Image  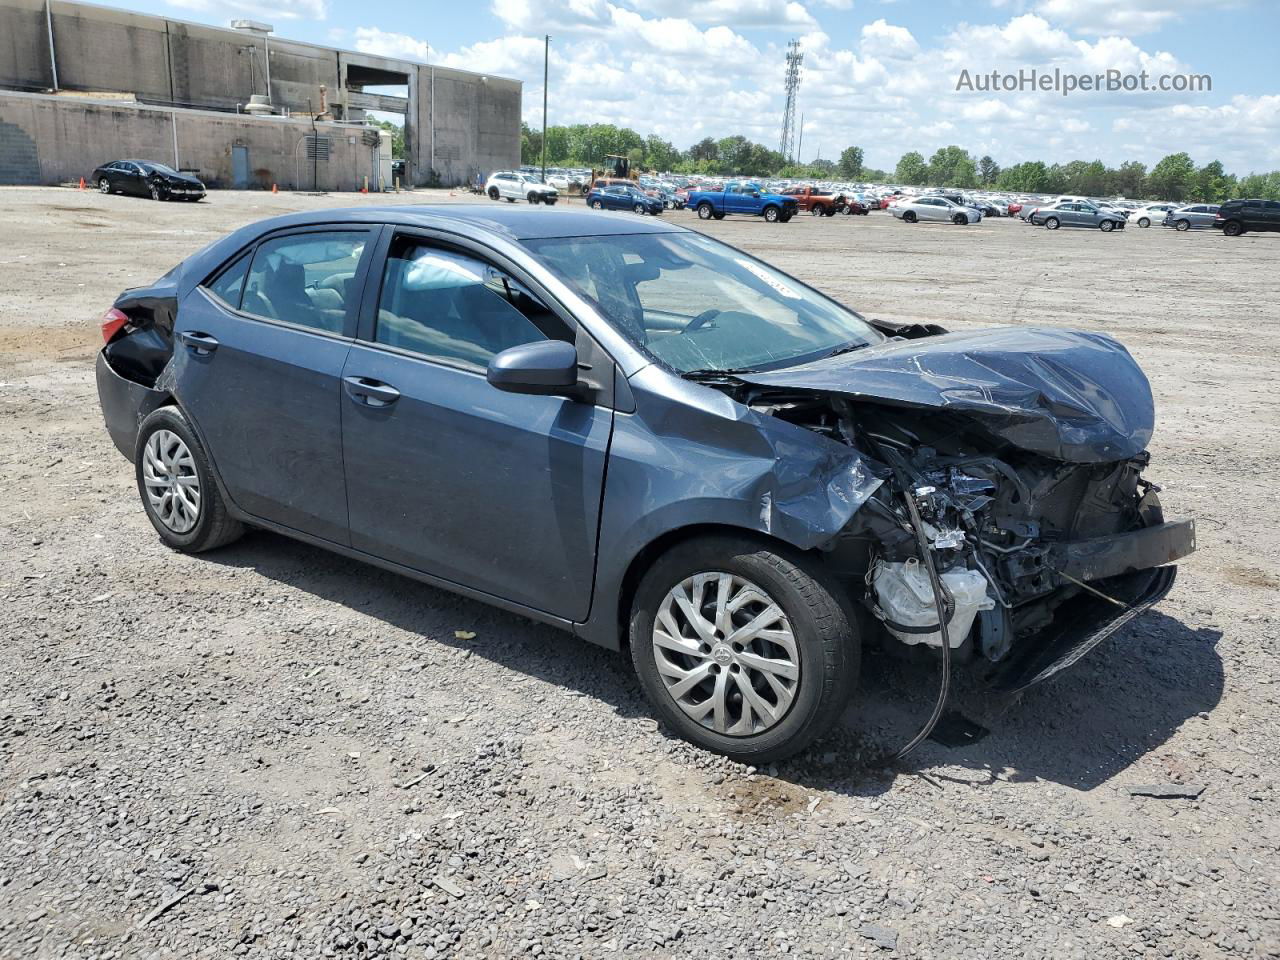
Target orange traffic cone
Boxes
[79,177,85,190]
[272,183,278,194]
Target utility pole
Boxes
[541,35,550,183]
[796,114,804,165]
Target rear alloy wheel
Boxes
[697,202,714,220]
[809,206,822,217]
[1101,219,1116,232]
[630,536,857,763]
[1223,221,1244,237]
[98,177,111,194]
[1045,216,1060,230]
[1137,216,1151,227]
[135,406,243,553]
[150,183,162,201]
[591,199,604,209]
[953,213,968,225]
[903,210,917,223]
[1175,219,1190,232]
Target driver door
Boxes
[339,232,613,620]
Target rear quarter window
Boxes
[204,252,251,309]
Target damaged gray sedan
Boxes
[95,206,1195,762]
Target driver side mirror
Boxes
[752,191,761,198]
[486,340,581,398]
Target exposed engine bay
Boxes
[692,321,1196,693]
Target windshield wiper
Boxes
[681,367,756,382]
[820,341,871,361]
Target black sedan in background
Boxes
[92,160,206,201]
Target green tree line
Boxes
[515,122,1280,201]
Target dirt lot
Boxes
[1,186,1277,960]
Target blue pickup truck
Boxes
[687,181,798,223]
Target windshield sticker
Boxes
[736,259,800,300]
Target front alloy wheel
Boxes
[150,183,162,201]
[763,206,780,223]
[652,573,800,736]
[630,536,857,763]
[1101,219,1116,232]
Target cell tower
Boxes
[779,39,803,162]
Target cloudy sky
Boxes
[127,0,1277,174]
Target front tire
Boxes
[634,203,646,214]
[591,199,604,209]
[903,210,917,223]
[953,213,968,225]
[629,536,858,763]
[1101,219,1116,232]
[488,187,500,200]
[135,406,243,553]
[150,183,162,201]
[527,192,540,204]
[763,205,780,223]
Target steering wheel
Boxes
[682,308,722,333]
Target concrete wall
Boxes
[0,0,522,187]
[416,66,522,186]
[0,90,379,190]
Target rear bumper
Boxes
[95,350,169,462]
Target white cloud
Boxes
[166,0,327,21]
[860,19,919,59]
[1034,0,1242,36]
[353,27,431,62]
[624,0,817,28]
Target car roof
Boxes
[228,204,686,243]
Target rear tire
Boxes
[98,177,111,194]
[1045,216,1060,230]
[629,536,858,763]
[1174,219,1190,232]
[134,406,244,554]
[1137,217,1151,228]
[1223,221,1244,237]
[697,202,714,220]
[903,211,917,223]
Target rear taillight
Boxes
[1214,212,1224,219]
[100,307,129,344]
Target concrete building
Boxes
[0,0,522,187]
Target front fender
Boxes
[576,367,885,648]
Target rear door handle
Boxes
[343,376,401,407]
[178,330,219,355]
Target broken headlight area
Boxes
[741,390,1195,689]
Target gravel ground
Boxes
[1,186,1277,959]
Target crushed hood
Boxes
[738,327,1154,463]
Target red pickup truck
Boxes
[780,185,846,216]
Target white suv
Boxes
[485,171,559,205]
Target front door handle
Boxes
[343,376,401,407]
[179,330,219,355]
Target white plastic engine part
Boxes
[872,559,996,648]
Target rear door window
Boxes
[241,232,369,335]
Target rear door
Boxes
[1264,201,1280,230]
[339,230,613,619]
[173,226,377,544]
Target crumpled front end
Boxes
[713,325,1196,689]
